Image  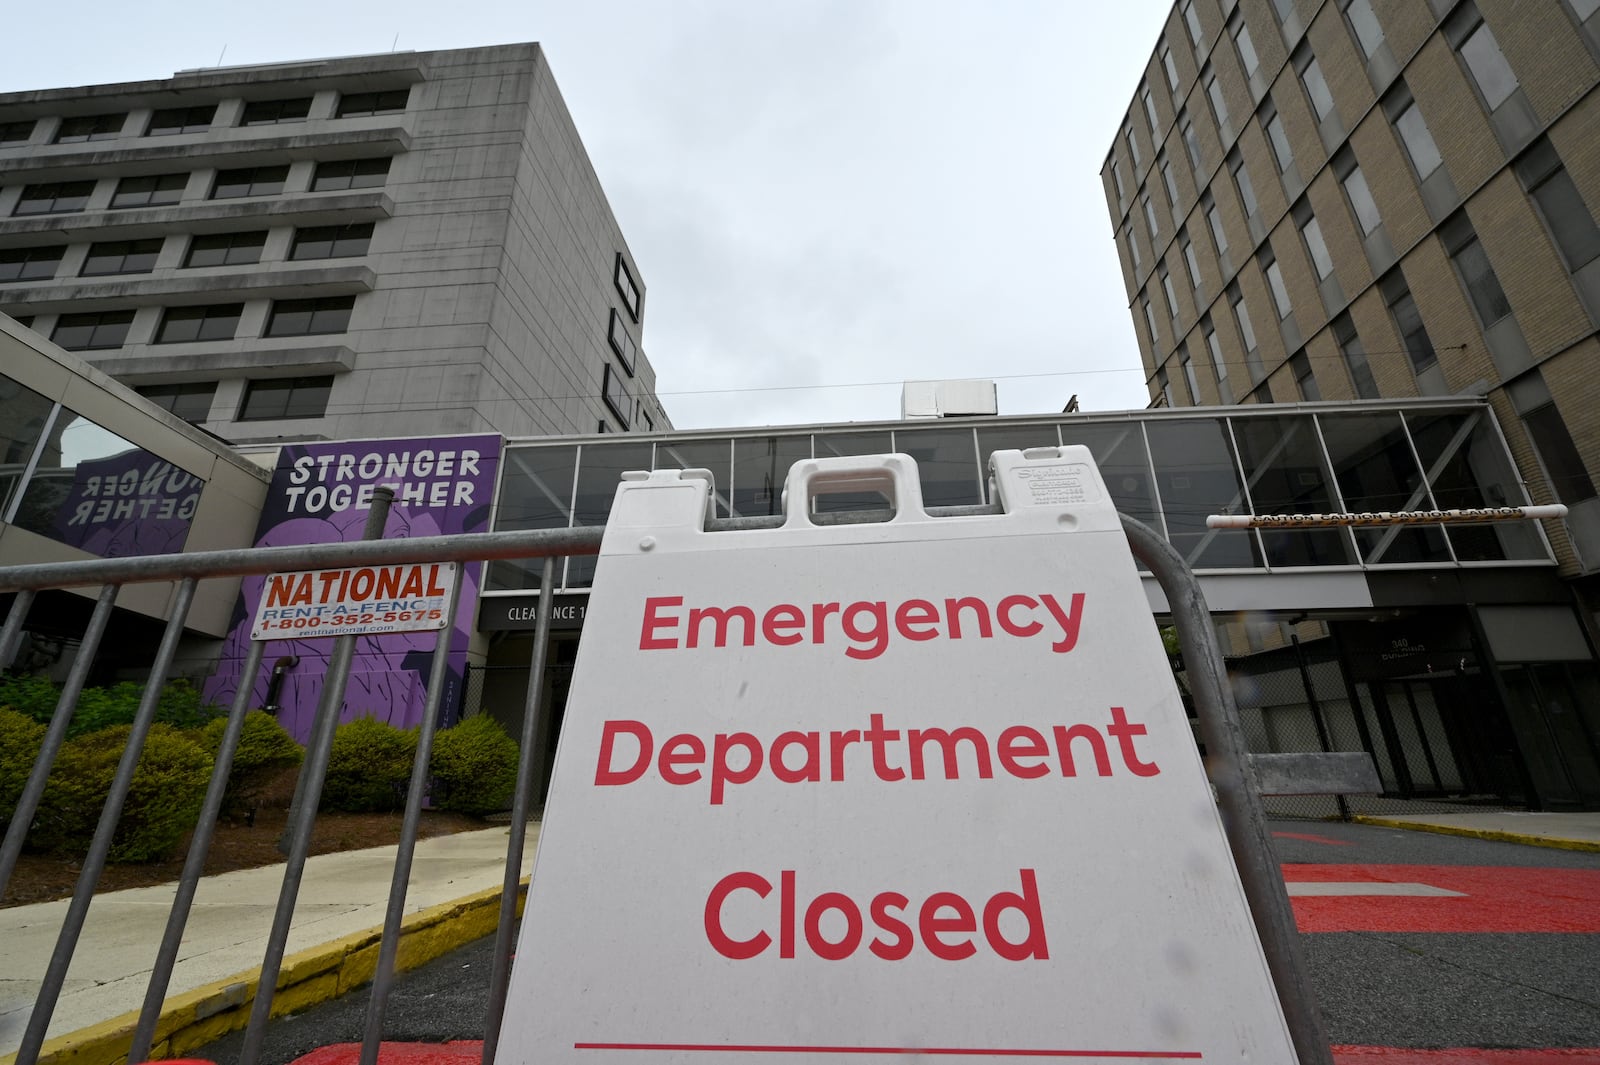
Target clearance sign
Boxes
[501,451,1294,1063]
[250,562,457,640]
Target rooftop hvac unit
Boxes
[900,379,999,419]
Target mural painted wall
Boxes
[205,435,501,741]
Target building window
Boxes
[1232,17,1260,77]
[211,165,289,199]
[615,253,642,321]
[1203,316,1230,397]
[1181,0,1203,45]
[1516,137,1600,273]
[311,157,391,192]
[1181,348,1200,403]
[53,113,124,143]
[1156,366,1174,407]
[184,230,268,268]
[1343,0,1385,60]
[1159,40,1180,91]
[1123,120,1142,170]
[0,244,65,282]
[13,180,95,216]
[265,295,356,337]
[1261,102,1294,173]
[1179,110,1201,170]
[109,173,187,209]
[155,303,244,343]
[1441,219,1513,326]
[1455,14,1520,111]
[1290,351,1319,400]
[1230,287,1258,351]
[146,105,215,136]
[51,310,135,350]
[0,120,35,145]
[80,238,163,276]
[1299,215,1334,280]
[1333,313,1378,398]
[639,404,655,432]
[1111,160,1127,207]
[335,89,410,118]
[1230,153,1258,218]
[1204,193,1228,256]
[1142,293,1160,344]
[1390,93,1444,180]
[290,222,375,260]
[238,376,334,421]
[240,97,312,125]
[1181,232,1201,288]
[1141,83,1160,137]
[1341,164,1383,236]
[1382,274,1436,372]
[1523,403,1598,501]
[608,308,638,375]
[1263,256,1292,320]
[1142,192,1160,238]
[1203,65,1229,130]
[1297,55,1336,123]
[1124,223,1142,274]
[1160,267,1180,323]
[602,363,631,428]
[136,382,216,423]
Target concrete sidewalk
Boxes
[1352,810,1600,851]
[0,824,537,1065]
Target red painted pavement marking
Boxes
[1274,831,1354,846]
[288,1043,1600,1065]
[1284,864,1600,933]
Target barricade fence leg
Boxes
[359,576,467,1065]
[16,577,198,1065]
[481,556,557,1065]
[0,587,35,669]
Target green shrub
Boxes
[0,707,47,833]
[34,723,212,862]
[0,675,225,737]
[321,716,417,813]
[0,675,63,725]
[201,711,303,817]
[429,715,520,816]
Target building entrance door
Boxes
[1498,662,1600,809]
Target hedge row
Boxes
[0,682,521,863]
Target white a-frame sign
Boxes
[500,448,1296,1063]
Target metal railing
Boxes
[0,500,1334,1065]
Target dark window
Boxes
[290,223,374,260]
[239,97,312,125]
[1333,313,1379,399]
[184,230,267,268]
[0,120,34,145]
[211,165,288,199]
[136,382,216,422]
[80,238,163,276]
[238,376,334,421]
[602,363,631,427]
[109,173,187,209]
[11,315,34,328]
[310,157,390,192]
[1291,350,1320,400]
[0,245,65,282]
[51,310,135,350]
[155,303,244,343]
[614,254,641,321]
[1524,403,1598,502]
[1386,285,1436,373]
[146,105,215,136]
[265,295,355,337]
[1517,138,1600,272]
[53,112,125,143]
[335,89,409,118]
[608,307,638,374]
[1451,236,1513,325]
[13,180,95,216]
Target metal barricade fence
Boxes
[0,503,1338,1065]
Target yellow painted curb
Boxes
[0,879,528,1065]
[1352,815,1600,853]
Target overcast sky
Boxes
[1,0,1171,431]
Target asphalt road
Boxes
[193,820,1600,1064]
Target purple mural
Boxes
[204,435,501,742]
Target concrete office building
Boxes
[1102,0,1600,807]
[0,43,668,444]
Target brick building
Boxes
[1103,0,1600,806]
